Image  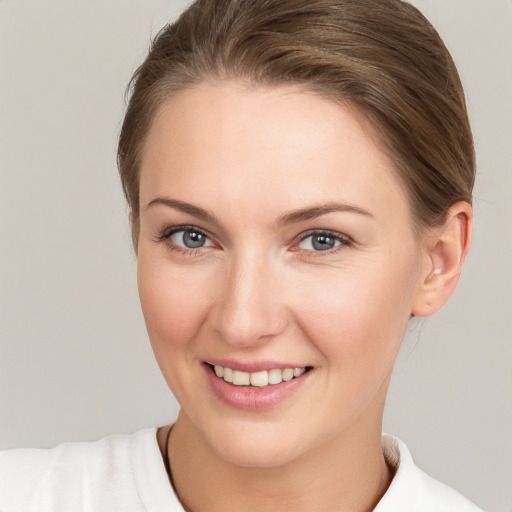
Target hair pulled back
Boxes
[118,0,475,245]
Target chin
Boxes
[212,436,302,469]
[196,414,317,469]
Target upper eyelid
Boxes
[293,229,352,244]
[161,225,209,238]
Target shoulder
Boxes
[0,428,178,512]
[376,434,484,512]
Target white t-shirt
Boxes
[0,428,483,511]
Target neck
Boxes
[165,412,393,512]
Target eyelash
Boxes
[156,225,213,257]
[156,226,352,258]
[293,229,352,259]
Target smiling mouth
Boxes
[206,364,312,388]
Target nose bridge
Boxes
[212,248,286,347]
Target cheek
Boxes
[137,254,211,354]
[291,255,418,367]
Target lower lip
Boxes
[203,364,311,411]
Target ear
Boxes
[412,202,473,318]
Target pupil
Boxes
[312,235,335,251]
[183,231,205,248]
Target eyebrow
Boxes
[146,197,373,226]
[276,203,373,226]
[146,197,221,225]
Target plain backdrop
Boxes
[1,1,511,510]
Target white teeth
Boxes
[282,368,294,381]
[268,368,283,385]
[250,371,268,387]
[233,370,250,386]
[223,367,233,383]
[212,365,307,387]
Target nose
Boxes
[210,253,288,348]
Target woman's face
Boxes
[137,82,425,467]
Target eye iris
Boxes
[312,234,336,251]
[183,231,206,248]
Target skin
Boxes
[137,81,472,512]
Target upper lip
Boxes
[204,359,310,373]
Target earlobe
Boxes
[412,202,473,318]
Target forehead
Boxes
[139,81,411,227]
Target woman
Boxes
[0,0,486,510]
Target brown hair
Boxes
[118,0,475,247]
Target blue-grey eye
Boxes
[182,231,206,248]
[299,233,342,251]
[169,229,213,249]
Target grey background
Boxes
[0,1,510,510]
